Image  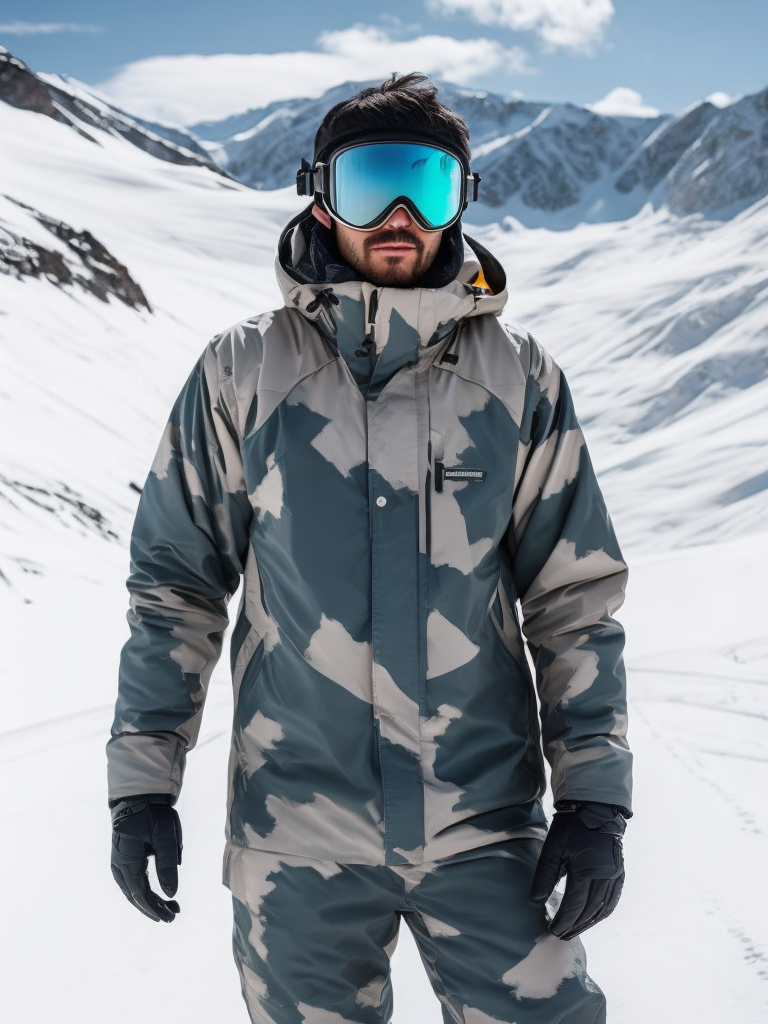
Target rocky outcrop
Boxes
[473,105,657,211]
[614,102,718,195]
[1,197,151,311]
[0,45,92,135]
[0,46,225,173]
[664,88,768,214]
[0,472,119,543]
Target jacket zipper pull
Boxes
[355,289,379,358]
[439,322,462,365]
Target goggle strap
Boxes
[296,157,314,196]
[314,163,329,193]
[296,161,335,199]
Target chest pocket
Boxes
[426,428,500,576]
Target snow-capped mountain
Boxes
[2,49,767,1024]
[189,78,768,225]
[0,47,223,174]
[1,46,767,589]
[189,80,663,221]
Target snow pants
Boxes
[224,839,606,1024]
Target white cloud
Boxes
[428,0,614,52]
[94,23,533,126]
[0,22,104,35]
[587,87,660,118]
[318,23,532,79]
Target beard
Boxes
[338,227,439,287]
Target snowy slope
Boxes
[2,538,767,1024]
[3,93,766,586]
[477,200,768,551]
[0,99,302,602]
[1,69,768,1024]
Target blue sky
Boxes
[2,1,766,125]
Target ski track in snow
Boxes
[0,696,233,764]
[589,682,768,1023]
[2,627,767,1022]
[632,666,768,687]
[631,701,762,835]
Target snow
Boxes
[471,133,515,159]
[1,93,768,1022]
[587,87,661,119]
[230,108,295,143]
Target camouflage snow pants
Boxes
[224,839,606,1024]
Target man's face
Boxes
[313,205,443,288]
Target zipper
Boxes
[426,434,444,550]
[425,440,433,556]
[367,289,379,339]
[355,288,379,359]
[438,321,463,366]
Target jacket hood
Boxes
[275,205,508,356]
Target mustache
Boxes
[365,229,423,252]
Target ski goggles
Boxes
[297,140,480,232]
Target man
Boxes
[108,73,632,1024]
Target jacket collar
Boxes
[275,206,509,387]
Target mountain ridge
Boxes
[5,47,767,226]
[187,78,768,226]
[0,47,226,177]
[1,49,767,589]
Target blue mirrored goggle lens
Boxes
[331,143,464,229]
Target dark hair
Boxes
[313,72,471,166]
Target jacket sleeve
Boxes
[508,333,632,813]
[107,337,252,801]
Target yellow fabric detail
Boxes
[471,268,492,292]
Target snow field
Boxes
[1,94,767,1022]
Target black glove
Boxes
[110,793,183,923]
[530,800,628,941]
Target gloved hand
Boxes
[530,801,628,941]
[110,793,183,923]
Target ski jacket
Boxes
[108,206,632,867]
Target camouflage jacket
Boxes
[108,208,632,866]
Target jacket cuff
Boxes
[555,799,633,819]
[106,731,186,803]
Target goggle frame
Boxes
[296,137,481,233]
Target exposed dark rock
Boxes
[130,115,214,163]
[0,45,96,141]
[0,473,120,542]
[0,46,57,116]
[0,46,226,174]
[665,88,768,214]
[615,102,718,195]
[1,196,151,311]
